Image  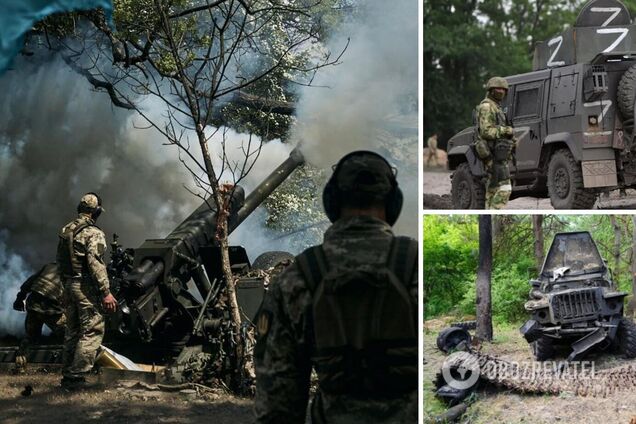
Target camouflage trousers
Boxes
[485,178,511,209]
[17,309,66,358]
[62,281,104,379]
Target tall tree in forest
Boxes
[532,215,544,271]
[476,215,493,341]
[610,215,622,277]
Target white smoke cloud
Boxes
[293,0,418,238]
[0,230,31,336]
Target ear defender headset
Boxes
[77,192,104,219]
[322,151,403,225]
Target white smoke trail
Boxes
[293,0,418,238]
[0,230,31,336]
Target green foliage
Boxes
[424,0,586,146]
[423,215,478,318]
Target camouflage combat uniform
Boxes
[254,216,418,423]
[15,263,66,362]
[57,213,110,380]
[426,134,438,166]
[474,95,516,209]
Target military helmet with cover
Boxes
[485,76,509,90]
[322,150,403,225]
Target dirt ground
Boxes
[0,365,253,423]
[424,319,636,424]
[423,168,636,210]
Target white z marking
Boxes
[590,7,622,27]
[547,36,565,67]
[583,100,612,123]
[596,28,629,53]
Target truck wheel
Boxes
[251,251,294,270]
[436,327,472,353]
[531,336,555,361]
[451,163,485,209]
[618,64,636,124]
[547,149,597,209]
[617,317,636,358]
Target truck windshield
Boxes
[541,232,604,279]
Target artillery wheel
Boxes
[547,149,597,209]
[436,327,472,353]
[451,163,485,209]
[531,336,555,361]
[251,251,294,270]
[617,318,636,359]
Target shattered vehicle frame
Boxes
[520,231,636,361]
[447,0,636,209]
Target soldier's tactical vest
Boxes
[473,98,511,159]
[296,236,418,398]
[57,217,96,279]
[30,263,64,302]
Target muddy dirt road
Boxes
[423,169,636,210]
[0,366,253,423]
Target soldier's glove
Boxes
[501,126,515,139]
[13,292,26,312]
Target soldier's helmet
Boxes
[485,76,509,90]
[323,151,403,225]
[77,192,105,217]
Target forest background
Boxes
[424,215,636,323]
[424,0,636,148]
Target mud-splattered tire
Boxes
[547,149,597,209]
[436,327,472,353]
[532,337,555,361]
[251,251,294,270]
[617,318,636,359]
[450,320,477,331]
[451,163,485,209]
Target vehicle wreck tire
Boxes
[451,163,485,209]
[436,327,472,353]
[547,149,597,209]
[617,317,636,359]
[531,336,555,361]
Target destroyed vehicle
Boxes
[448,0,636,209]
[520,231,636,361]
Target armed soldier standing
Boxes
[254,151,418,423]
[12,263,66,372]
[474,76,516,209]
[57,193,117,389]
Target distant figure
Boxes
[254,151,418,423]
[12,263,66,373]
[473,76,516,209]
[426,133,439,166]
[57,193,117,390]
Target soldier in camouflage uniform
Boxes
[254,151,418,423]
[57,193,117,389]
[12,263,66,372]
[474,76,516,209]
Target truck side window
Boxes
[514,87,540,119]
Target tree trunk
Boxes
[532,215,544,272]
[632,216,636,297]
[610,215,621,279]
[476,215,493,342]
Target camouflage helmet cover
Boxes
[485,76,509,90]
[78,193,105,214]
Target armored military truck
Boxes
[520,231,636,361]
[448,0,636,209]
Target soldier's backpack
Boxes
[295,236,418,397]
[57,218,95,278]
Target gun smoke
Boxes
[294,0,418,238]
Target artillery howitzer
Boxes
[104,148,304,364]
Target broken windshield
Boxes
[541,232,604,280]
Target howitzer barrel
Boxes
[231,147,305,231]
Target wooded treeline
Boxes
[423,0,636,148]
[424,214,636,323]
